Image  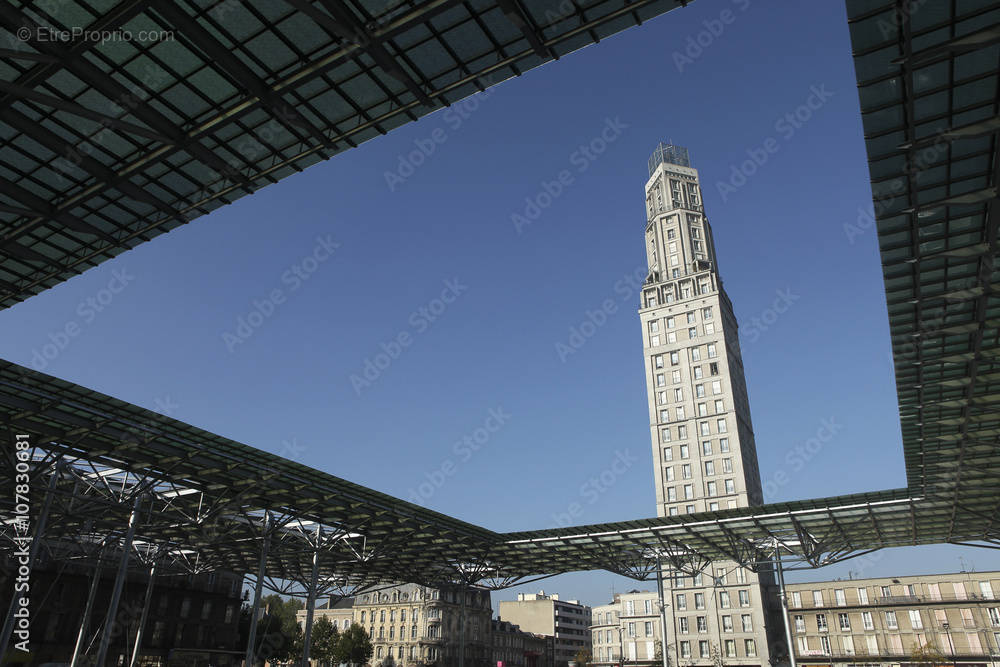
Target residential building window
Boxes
[725,479,735,494]
[720,438,730,452]
[705,461,715,475]
[628,622,635,637]
[670,352,679,365]
[697,616,707,633]
[722,615,733,632]
[667,487,677,502]
[679,617,689,633]
[674,388,684,401]
[709,362,719,375]
[858,587,869,605]
[700,640,710,657]
[835,589,846,606]
[707,343,717,358]
[680,444,689,458]
[667,316,675,328]
[961,608,974,627]
[839,613,851,631]
[988,608,1000,626]
[684,485,693,499]
[687,312,696,324]
[813,591,823,607]
[711,380,722,394]
[816,614,828,631]
[794,615,805,633]
[722,458,733,473]
[645,600,652,614]
[691,347,701,361]
[696,384,706,397]
[694,366,703,379]
[725,640,736,657]
[654,355,664,368]
[644,621,653,635]
[672,370,681,383]
[739,590,750,607]
[695,593,705,609]
[716,418,727,433]
[707,481,717,496]
[862,611,874,630]
[700,422,710,436]
[665,467,674,482]
[676,406,685,420]
[702,440,712,455]
[702,307,713,319]
[791,592,801,608]
[698,402,708,416]
[745,640,757,657]
[682,464,691,479]
[676,594,687,610]
[820,636,832,655]
[909,610,923,630]
[982,582,995,599]
[681,641,691,658]
[656,373,665,387]
[885,611,898,629]
[720,592,731,608]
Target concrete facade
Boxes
[591,590,664,666]
[636,144,778,666]
[498,592,592,667]
[786,571,1000,667]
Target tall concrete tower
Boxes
[637,143,777,666]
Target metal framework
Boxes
[0,0,690,311]
[1,0,1000,663]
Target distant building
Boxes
[300,583,492,667]
[786,571,1000,667]
[295,595,357,633]
[498,591,592,667]
[493,618,553,667]
[591,590,663,667]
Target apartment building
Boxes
[498,591,592,667]
[786,571,1000,667]
[591,590,663,666]
[637,143,779,666]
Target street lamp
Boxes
[943,622,955,667]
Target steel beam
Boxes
[70,556,105,667]
[127,559,157,667]
[245,511,273,667]
[302,526,322,667]
[95,493,142,667]
[774,543,796,667]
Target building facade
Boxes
[0,560,243,666]
[591,590,663,667]
[493,618,554,667]
[637,143,779,666]
[786,571,1000,667]
[498,592,592,667]
[315,583,492,667]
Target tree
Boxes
[312,616,341,665]
[911,641,948,667]
[336,622,375,666]
[239,594,305,665]
[574,649,592,667]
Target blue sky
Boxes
[2,0,996,607]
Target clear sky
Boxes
[2,0,996,608]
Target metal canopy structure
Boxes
[0,0,690,311]
[1,2,1000,663]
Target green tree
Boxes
[574,649,592,666]
[312,616,341,665]
[336,622,375,666]
[239,594,306,665]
